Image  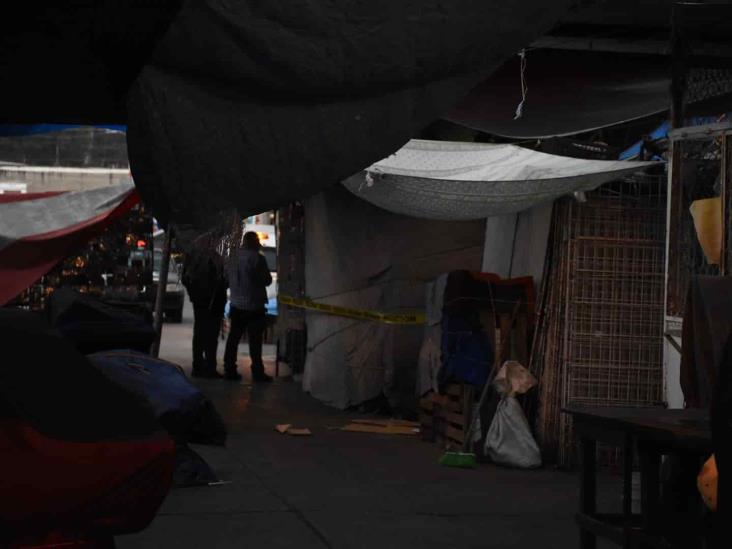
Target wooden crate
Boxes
[419,383,474,449]
[418,309,529,450]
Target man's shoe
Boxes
[252,373,273,383]
[204,370,223,379]
[224,371,242,381]
[191,369,206,378]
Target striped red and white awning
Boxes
[0,182,139,306]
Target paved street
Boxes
[118,298,618,549]
[156,298,284,381]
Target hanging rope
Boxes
[358,171,375,192]
[514,49,528,120]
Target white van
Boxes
[243,222,277,315]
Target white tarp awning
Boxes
[342,139,660,220]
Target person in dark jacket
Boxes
[223,231,273,382]
[181,236,227,378]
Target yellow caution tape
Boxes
[279,294,425,325]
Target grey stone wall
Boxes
[0,127,128,168]
[0,127,130,192]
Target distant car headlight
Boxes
[166,283,180,293]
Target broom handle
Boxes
[461,298,522,452]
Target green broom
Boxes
[439,299,521,469]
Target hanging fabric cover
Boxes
[0,182,138,306]
[0,309,175,540]
[124,0,573,234]
[342,139,659,220]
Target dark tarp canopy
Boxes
[0,0,182,125]
[445,49,732,139]
[0,0,573,237]
[125,0,574,235]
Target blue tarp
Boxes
[88,350,226,446]
[438,314,493,388]
[619,117,727,160]
[619,121,670,160]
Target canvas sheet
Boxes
[303,186,484,409]
[342,139,659,220]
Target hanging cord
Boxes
[513,49,528,121]
[358,171,375,192]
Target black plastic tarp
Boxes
[1,1,573,236]
[88,350,226,446]
[0,309,176,541]
[124,0,572,234]
[0,309,159,441]
[47,288,156,354]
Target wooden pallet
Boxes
[419,383,475,449]
[418,309,529,451]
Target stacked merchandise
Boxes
[418,271,534,457]
[529,177,667,466]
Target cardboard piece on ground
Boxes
[340,423,419,436]
[351,418,420,428]
[207,480,232,487]
[275,424,312,436]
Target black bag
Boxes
[46,288,155,354]
[182,251,221,306]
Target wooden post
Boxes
[670,4,687,130]
[639,444,661,535]
[623,434,634,519]
[151,228,173,357]
[580,437,598,549]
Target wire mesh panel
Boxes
[529,177,667,466]
[560,182,666,465]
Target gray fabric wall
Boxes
[123,0,572,235]
[303,186,484,409]
[480,203,553,287]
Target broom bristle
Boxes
[439,451,477,469]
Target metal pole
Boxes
[151,228,173,357]
[670,4,686,130]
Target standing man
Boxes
[182,235,227,378]
[223,231,273,382]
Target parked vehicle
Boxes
[151,249,185,323]
[244,222,278,316]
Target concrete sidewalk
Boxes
[118,300,616,548]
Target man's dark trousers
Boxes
[192,305,222,374]
[223,306,266,377]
